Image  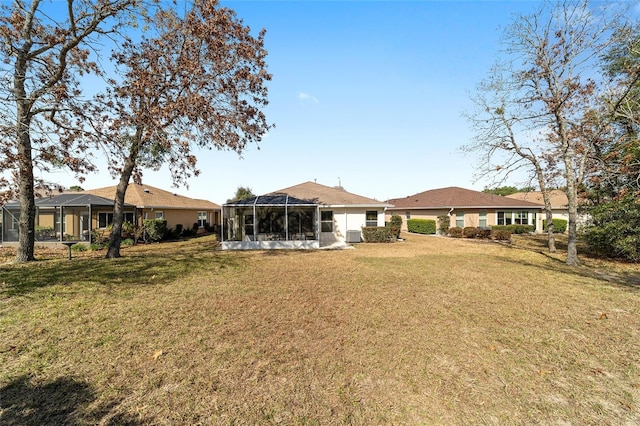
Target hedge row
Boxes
[362,226,394,243]
[407,218,436,234]
[448,227,511,241]
[491,224,535,234]
[542,218,567,233]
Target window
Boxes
[514,211,528,225]
[366,211,378,227]
[405,211,411,220]
[479,211,487,228]
[198,211,207,227]
[98,212,114,228]
[123,212,135,224]
[321,211,333,232]
[154,211,164,220]
[497,211,512,225]
[243,214,254,237]
[456,211,464,228]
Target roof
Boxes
[83,183,220,210]
[268,181,392,207]
[386,186,545,210]
[506,190,569,208]
[225,194,317,207]
[5,193,128,208]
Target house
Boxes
[506,190,569,222]
[84,183,221,231]
[1,193,136,246]
[385,186,545,232]
[221,181,392,249]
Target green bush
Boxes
[407,219,436,234]
[121,238,134,247]
[143,219,168,242]
[70,243,87,252]
[90,243,104,251]
[386,215,403,239]
[491,224,535,234]
[449,227,463,238]
[492,229,512,241]
[437,215,450,235]
[584,197,640,261]
[462,227,478,238]
[543,218,567,233]
[362,226,393,243]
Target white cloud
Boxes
[298,92,319,103]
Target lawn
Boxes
[1,234,639,425]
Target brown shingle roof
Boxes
[269,181,391,207]
[83,183,220,210]
[386,187,544,210]
[506,190,568,208]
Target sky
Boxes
[47,0,550,204]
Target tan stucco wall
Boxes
[387,208,543,232]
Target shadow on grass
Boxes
[1,241,247,297]
[0,375,142,425]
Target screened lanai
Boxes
[221,194,320,250]
[2,193,135,245]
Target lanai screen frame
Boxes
[222,194,319,243]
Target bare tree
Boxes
[465,0,633,266]
[85,0,272,258]
[0,0,138,262]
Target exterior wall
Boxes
[386,209,449,231]
[321,207,385,246]
[139,208,219,230]
[387,208,544,232]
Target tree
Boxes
[0,0,138,262]
[465,0,633,265]
[227,186,256,203]
[86,1,271,258]
[482,186,534,196]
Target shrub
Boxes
[387,215,403,239]
[362,226,393,243]
[70,243,87,252]
[462,227,478,238]
[477,228,492,239]
[448,227,463,238]
[121,238,134,247]
[543,218,567,233]
[437,215,450,235]
[491,224,535,234]
[584,196,640,261]
[407,219,436,234]
[143,219,168,242]
[492,229,512,241]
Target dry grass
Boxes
[1,234,639,425]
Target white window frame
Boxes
[456,211,464,228]
[365,210,378,227]
[154,211,164,220]
[479,211,487,228]
[197,211,207,227]
[98,212,114,228]
[321,211,333,232]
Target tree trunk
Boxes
[14,54,35,262]
[564,174,580,266]
[106,137,139,259]
[533,164,556,253]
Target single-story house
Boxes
[84,183,221,231]
[385,186,545,232]
[221,181,392,250]
[506,190,568,221]
[1,193,136,246]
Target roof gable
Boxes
[268,181,390,207]
[386,186,544,209]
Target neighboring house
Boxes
[84,183,221,231]
[221,181,392,249]
[506,190,569,222]
[506,189,589,229]
[385,186,545,232]
[2,193,136,246]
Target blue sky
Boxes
[50,0,546,203]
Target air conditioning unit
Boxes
[346,230,361,243]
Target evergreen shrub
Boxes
[362,226,393,243]
[449,227,463,238]
[407,219,436,234]
[543,218,567,233]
